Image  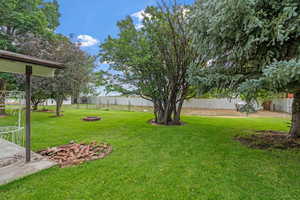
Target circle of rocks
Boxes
[82,116,101,122]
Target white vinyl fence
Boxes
[183,98,243,110]
[85,96,251,110]
[84,96,297,113]
[270,98,293,113]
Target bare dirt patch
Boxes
[72,104,291,118]
[235,131,300,150]
[38,142,112,168]
[182,109,291,118]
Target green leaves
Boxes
[0,0,60,50]
[100,1,198,123]
[263,60,300,92]
[190,0,300,100]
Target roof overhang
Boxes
[0,50,64,77]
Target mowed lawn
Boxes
[0,107,300,200]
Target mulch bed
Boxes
[235,130,300,150]
[38,142,112,168]
[148,119,185,126]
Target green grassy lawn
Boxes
[0,107,300,200]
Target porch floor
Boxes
[0,139,56,186]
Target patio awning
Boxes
[0,50,64,162]
[0,50,64,77]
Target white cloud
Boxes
[135,23,144,29]
[101,61,115,65]
[77,35,99,47]
[182,7,190,17]
[131,10,151,29]
[131,10,146,21]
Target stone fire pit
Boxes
[82,116,101,122]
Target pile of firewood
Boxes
[38,141,112,168]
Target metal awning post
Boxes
[25,65,32,162]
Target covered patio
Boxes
[0,50,63,185]
[0,139,55,185]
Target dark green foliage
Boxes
[0,0,61,101]
[0,0,60,50]
[238,104,257,114]
[190,0,300,136]
[190,0,300,94]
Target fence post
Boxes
[128,100,131,112]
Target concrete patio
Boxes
[0,139,56,186]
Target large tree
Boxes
[70,54,96,105]
[101,1,199,125]
[50,44,96,116]
[0,0,60,50]
[15,35,96,116]
[15,76,51,111]
[0,0,60,114]
[190,0,300,137]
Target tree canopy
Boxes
[0,0,60,50]
[190,0,300,137]
[14,35,96,116]
[0,0,97,116]
[101,2,199,125]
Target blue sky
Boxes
[55,0,195,56]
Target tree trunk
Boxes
[0,79,6,115]
[32,103,39,111]
[153,100,159,123]
[153,97,184,125]
[71,89,80,104]
[71,95,78,104]
[55,97,63,117]
[174,99,184,124]
[289,92,300,138]
[153,100,163,124]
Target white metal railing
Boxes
[0,126,24,146]
[0,91,25,146]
